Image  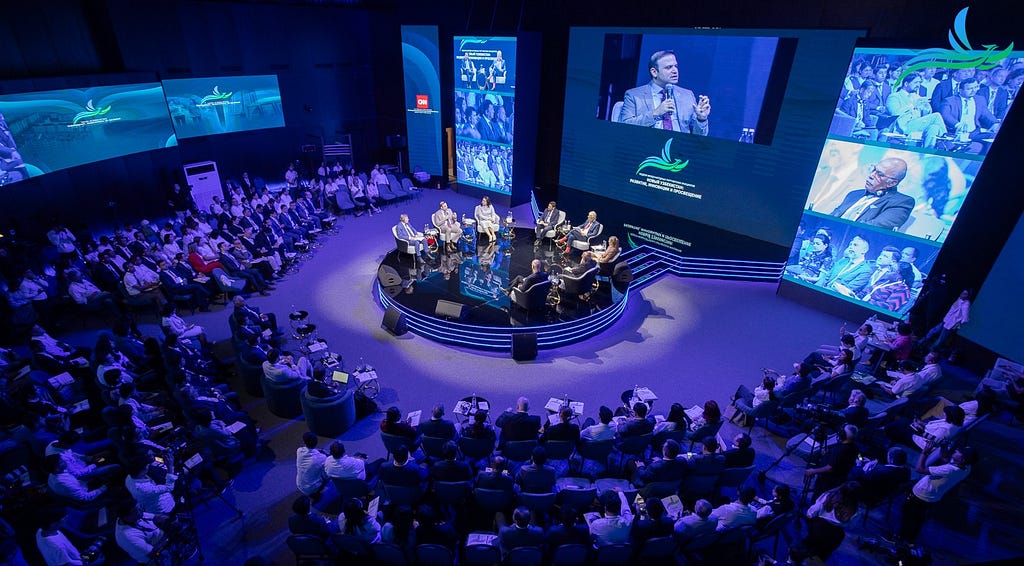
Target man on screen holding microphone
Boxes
[618,50,711,135]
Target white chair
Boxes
[392,225,418,256]
[571,224,603,251]
[539,210,567,242]
[611,101,624,122]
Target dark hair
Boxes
[703,400,722,423]
[663,439,681,459]
[648,50,677,72]
[330,441,345,458]
[531,446,547,465]
[302,432,319,449]
[292,495,311,515]
[343,498,368,534]
[386,406,401,423]
[739,486,757,504]
[734,433,752,449]
[598,405,613,424]
[665,403,686,426]
[633,402,648,418]
[703,436,719,453]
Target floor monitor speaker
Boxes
[512,332,538,361]
[382,307,408,335]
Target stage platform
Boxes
[374,229,630,351]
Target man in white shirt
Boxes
[900,444,976,541]
[36,507,88,566]
[881,352,942,397]
[923,289,971,352]
[709,486,758,530]
[45,455,108,504]
[125,458,177,515]
[580,406,616,442]
[674,499,718,542]
[589,489,633,546]
[114,503,166,563]
[324,441,367,481]
[296,432,327,498]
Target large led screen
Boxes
[0,83,176,185]
[783,46,1023,317]
[162,75,284,139]
[402,26,443,176]
[559,28,863,248]
[454,36,516,195]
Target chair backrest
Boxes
[331,477,371,501]
[464,543,502,566]
[752,509,797,542]
[507,546,544,566]
[556,487,597,509]
[517,491,557,516]
[714,524,754,547]
[577,439,615,462]
[680,473,720,499]
[640,480,680,499]
[717,465,755,490]
[637,536,677,561]
[474,487,516,513]
[382,483,424,507]
[594,542,632,566]
[610,101,624,122]
[286,534,332,559]
[420,435,449,460]
[682,529,722,553]
[332,533,373,559]
[416,543,455,566]
[458,436,495,462]
[543,439,575,461]
[433,481,472,505]
[502,439,539,463]
[372,542,411,566]
[381,432,412,457]
[335,190,356,210]
[615,433,653,457]
[551,543,590,566]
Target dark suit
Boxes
[377,460,428,488]
[498,524,544,558]
[838,95,872,128]
[820,257,874,296]
[540,422,580,444]
[979,85,1010,119]
[616,416,654,439]
[431,459,472,483]
[545,523,590,549]
[619,81,709,135]
[515,463,556,494]
[494,411,541,447]
[477,116,500,143]
[510,270,548,292]
[419,418,458,440]
[938,94,999,135]
[535,207,561,239]
[289,513,333,539]
[564,221,602,250]
[830,189,915,229]
[475,469,515,491]
[219,251,266,291]
[723,447,755,469]
[633,457,688,487]
[852,463,911,502]
[687,453,726,476]
[929,78,959,112]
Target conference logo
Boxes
[70,100,113,126]
[416,94,430,109]
[198,86,237,107]
[897,7,1014,84]
[636,138,689,175]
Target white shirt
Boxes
[889,363,942,396]
[588,491,633,546]
[942,298,970,329]
[913,463,969,503]
[68,280,101,305]
[581,422,616,441]
[48,472,105,502]
[115,515,164,563]
[325,454,367,480]
[36,529,83,566]
[709,501,756,530]
[125,474,176,514]
[912,419,960,450]
[296,446,327,495]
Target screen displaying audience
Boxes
[162,75,285,139]
[0,83,176,186]
[559,27,863,248]
[783,47,1024,317]
[453,36,516,195]
[401,25,443,177]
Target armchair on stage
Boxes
[510,279,553,311]
[392,225,419,256]
[538,210,567,243]
[571,223,603,252]
[556,266,600,303]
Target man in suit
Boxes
[723,433,755,468]
[534,201,561,241]
[156,259,210,311]
[618,50,710,135]
[377,445,428,490]
[498,507,544,560]
[515,446,556,494]
[476,456,515,491]
[632,438,688,487]
[819,235,874,297]
[419,404,458,440]
[540,406,580,444]
[850,446,911,502]
[939,77,1000,154]
[930,68,975,114]
[830,157,913,229]
[558,211,602,254]
[218,242,271,295]
[616,402,654,439]
[495,397,541,448]
[979,67,1011,119]
[505,259,548,295]
[886,72,947,148]
[674,499,718,542]
[395,213,428,255]
[687,436,727,476]
[430,441,472,483]
[838,82,880,138]
[477,99,505,143]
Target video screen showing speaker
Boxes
[459,256,509,303]
[454,36,516,195]
[783,43,1024,317]
[0,83,176,186]
[402,25,443,177]
[162,75,284,139]
[560,27,863,249]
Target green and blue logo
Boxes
[71,100,112,125]
[199,86,233,105]
[897,7,1014,84]
[636,138,689,175]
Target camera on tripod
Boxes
[858,536,932,565]
[795,402,846,427]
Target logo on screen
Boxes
[636,139,689,175]
[70,100,113,126]
[416,95,430,109]
[198,86,236,107]
[897,7,1014,84]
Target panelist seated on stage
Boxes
[395,214,428,256]
[505,259,548,295]
[475,196,500,242]
[558,211,602,253]
[431,202,462,252]
[617,50,711,135]
[535,201,562,241]
[564,252,598,278]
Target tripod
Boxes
[757,422,832,485]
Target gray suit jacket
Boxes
[618,81,709,135]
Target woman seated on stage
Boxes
[595,235,621,264]
[474,196,499,241]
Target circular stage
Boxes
[375,228,630,351]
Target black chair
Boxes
[613,433,653,474]
[716,465,755,501]
[331,533,373,564]
[286,534,334,564]
[543,439,576,468]
[416,544,455,566]
[474,487,516,518]
[635,535,677,563]
[420,435,450,462]
[680,473,720,506]
[381,432,413,460]
[517,491,557,518]
[593,542,632,566]
[705,525,754,563]
[331,477,371,504]
[597,252,621,279]
[507,546,544,566]
[510,279,553,311]
[459,436,496,469]
[381,483,424,507]
[551,544,589,566]
[371,542,411,566]
[750,510,797,558]
[434,481,472,508]
[464,543,502,566]
[502,439,539,465]
[574,439,614,476]
[639,480,681,499]
[556,486,598,510]
[235,356,265,397]
[686,420,724,451]
[261,377,306,419]
[301,387,356,437]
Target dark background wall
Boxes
[1,0,1021,316]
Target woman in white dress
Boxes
[474,196,499,241]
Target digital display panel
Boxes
[162,75,284,139]
[401,26,443,176]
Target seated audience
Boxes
[674,499,717,542]
[288,495,335,540]
[589,489,634,546]
[709,486,758,530]
[498,507,544,559]
[337,498,381,544]
[324,441,367,481]
[495,397,541,447]
[295,432,327,499]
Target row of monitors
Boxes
[0,75,284,186]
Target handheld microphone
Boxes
[665,85,675,114]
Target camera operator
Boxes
[805,424,860,497]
